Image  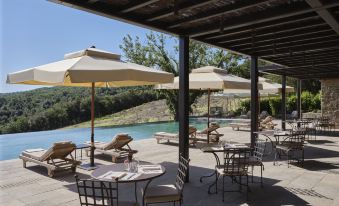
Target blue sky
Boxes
[0,0,175,93]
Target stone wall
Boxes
[321,79,339,128]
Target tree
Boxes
[120,32,246,120]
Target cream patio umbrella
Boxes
[7,47,174,168]
[156,66,262,143]
[223,77,294,96]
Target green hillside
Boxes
[0,87,160,134]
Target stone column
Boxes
[321,79,339,129]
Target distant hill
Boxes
[67,99,173,128]
[0,86,159,134]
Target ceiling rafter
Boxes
[306,0,339,35]
[203,13,320,40]
[188,1,339,37]
[120,0,160,13]
[229,33,337,51]
[146,0,218,22]
[167,0,271,28]
[219,28,334,47]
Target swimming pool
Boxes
[0,118,234,160]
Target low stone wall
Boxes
[321,79,339,128]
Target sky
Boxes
[0,0,175,93]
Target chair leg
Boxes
[222,176,225,202]
[274,150,278,165]
[260,165,263,188]
[246,175,249,201]
[251,166,254,183]
[215,171,218,194]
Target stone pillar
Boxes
[321,79,339,129]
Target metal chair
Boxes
[248,138,266,187]
[274,130,306,167]
[317,117,330,133]
[305,119,317,141]
[142,155,190,206]
[216,148,251,201]
[74,175,136,206]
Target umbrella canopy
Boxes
[7,47,174,168]
[156,66,261,143]
[156,66,258,90]
[223,77,294,96]
[7,48,174,87]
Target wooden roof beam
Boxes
[255,40,339,57]
[203,13,319,40]
[239,37,339,53]
[228,32,337,50]
[306,0,339,35]
[267,49,339,61]
[188,1,339,37]
[146,0,218,22]
[120,0,160,13]
[167,0,271,28]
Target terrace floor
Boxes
[1,124,339,206]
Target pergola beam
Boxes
[306,0,339,35]
[204,13,320,40]
[231,34,338,51]
[256,41,339,57]
[268,49,339,61]
[222,29,335,48]
[120,0,160,13]
[168,0,270,28]
[188,1,339,37]
[147,0,217,22]
[279,58,339,67]
[239,36,339,53]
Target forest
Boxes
[0,87,159,134]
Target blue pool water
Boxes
[0,118,234,160]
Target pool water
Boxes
[0,118,233,160]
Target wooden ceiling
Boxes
[50,0,339,79]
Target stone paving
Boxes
[1,124,339,206]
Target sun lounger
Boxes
[260,116,277,130]
[19,141,80,177]
[86,134,138,163]
[196,122,223,142]
[229,122,251,131]
[154,126,199,145]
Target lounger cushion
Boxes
[22,150,49,161]
[154,132,178,138]
[93,142,108,150]
[144,184,181,204]
[22,141,75,161]
[103,134,132,150]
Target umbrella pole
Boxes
[207,89,210,144]
[90,82,95,167]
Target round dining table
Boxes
[91,162,166,204]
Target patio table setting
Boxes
[91,160,166,203]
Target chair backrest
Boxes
[41,141,76,161]
[75,175,119,206]
[288,131,305,149]
[175,155,190,192]
[199,122,219,134]
[253,138,266,162]
[223,149,250,175]
[188,126,197,135]
[103,134,133,150]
